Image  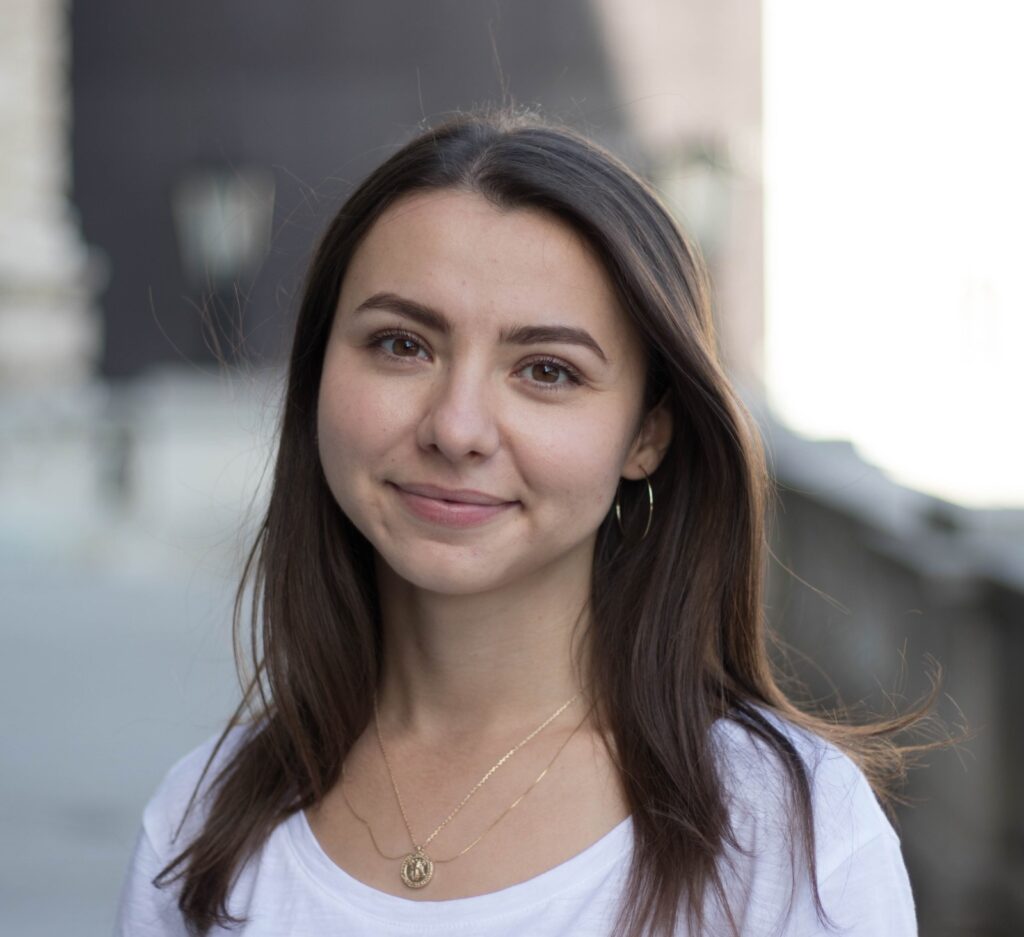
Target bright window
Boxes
[763,1,1024,508]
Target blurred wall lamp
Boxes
[171,166,276,292]
[655,140,731,261]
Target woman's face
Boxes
[317,188,667,596]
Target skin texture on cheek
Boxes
[317,356,399,537]
[518,408,631,519]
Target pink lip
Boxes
[389,482,518,528]
[394,482,512,505]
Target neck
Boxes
[372,547,595,748]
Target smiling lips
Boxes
[390,482,518,528]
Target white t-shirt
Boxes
[114,711,917,936]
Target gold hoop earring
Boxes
[614,466,654,541]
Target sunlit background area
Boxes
[2,2,1020,935]
[764,0,1024,509]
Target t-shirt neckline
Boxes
[284,807,634,926]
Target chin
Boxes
[374,544,519,597]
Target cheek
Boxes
[318,354,410,456]
[316,361,405,500]
[517,405,631,514]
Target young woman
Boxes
[115,105,930,936]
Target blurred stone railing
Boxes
[745,388,1024,937]
[0,368,277,574]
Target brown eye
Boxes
[518,357,583,392]
[391,337,422,357]
[531,362,561,384]
[369,329,429,361]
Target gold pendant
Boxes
[400,849,434,889]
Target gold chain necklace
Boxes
[338,689,590,889]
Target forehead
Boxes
[338,189,640,354]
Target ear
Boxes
[622,391,673,480]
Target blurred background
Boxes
[2,1,1021,934]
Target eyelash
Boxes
[366,328,584,393]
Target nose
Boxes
[415,358,501,462]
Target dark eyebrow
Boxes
[352,291,609,365]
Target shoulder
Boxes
[710,705,901,880]
[141,721,259,861]
[706,706,916,933]
[114,723,261,935]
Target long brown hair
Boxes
[153,104,942,936]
